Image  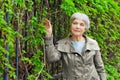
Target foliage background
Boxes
[0,0,120,80]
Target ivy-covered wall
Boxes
[0,0,120,80]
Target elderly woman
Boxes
[44,12,106,80]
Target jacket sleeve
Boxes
[94,50,107,80]
[44,36,61,63]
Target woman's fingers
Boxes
[43,19,52,37]
[43,19,51,29]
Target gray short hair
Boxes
[70,12,90,29]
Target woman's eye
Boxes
[73,22,78,25]
[80,23,85,26]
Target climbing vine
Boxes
[0,0,51,80]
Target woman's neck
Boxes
[71,35,85,42]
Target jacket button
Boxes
[75,54,78,56]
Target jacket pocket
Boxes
[91,73,100,80]
[91,77,98,80]
[91,76,100,80]
[90,67,100,80]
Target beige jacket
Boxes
[45,35,106,80]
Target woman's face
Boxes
[70,19,86,37]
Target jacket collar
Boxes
[85,36,100,51]
[66,35,100,51]
[57,35,100,53]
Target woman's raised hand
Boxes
[43,19,52,37]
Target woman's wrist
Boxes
[46,33,52,37]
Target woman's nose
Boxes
[76,24,80,28]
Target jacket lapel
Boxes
[57,35,100,53]
[85,36,100,51]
